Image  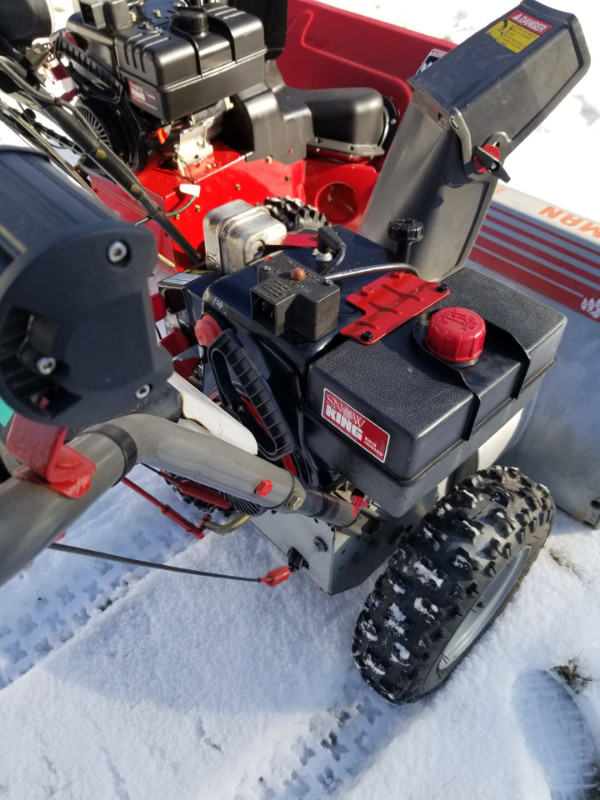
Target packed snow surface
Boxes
[0,2,599,799]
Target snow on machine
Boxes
[0,0,595,704]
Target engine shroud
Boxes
[67,0,267,120]
[181,227,565,518]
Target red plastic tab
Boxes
[151,293,167,321]
[425,307,486,363]
[160,329,190,357]
[194,314,222,347]
[351,494,369,517]
[255,479,273,497]
[473,144,501,175]
[173,357,200,379]
[281,233,318,248]
[6,415,96,497]
[260,566,292,586]
[160,329,200,378]
[341,271,450,344]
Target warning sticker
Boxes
[322,389,390,463]
[487,10,551,53]
[508,11,552,34]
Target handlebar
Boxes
[0,414,357,587]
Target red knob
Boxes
[194,314,221,347]
[425,307,486,364]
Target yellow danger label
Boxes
[487,19,539,53]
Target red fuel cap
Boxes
[425,307,486,364]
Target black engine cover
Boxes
[67,0,266,120]
[188,228,565,516]
[304,266,564,515]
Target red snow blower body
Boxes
[0,0,592,705]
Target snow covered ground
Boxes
[0,2,599,799]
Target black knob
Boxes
[171,7,209,36]
[387,218,424,263]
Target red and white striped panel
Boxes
[470,187,600,324]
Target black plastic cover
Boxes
[305,264,565,515]
[0,0,54,43]
[222,78,313,163]
[0,148,171,426]
[251,261,340,341]
[279,86,386,156]
[233,0,287,59]
[67,1,267,120]
[196,226,565,514]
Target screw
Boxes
[360,330,373,342]
[135,384,151,400]
[36,356,56,376]
[108,241,129,264]
[286,491,304,511]
[313,536,328,553]
[437,283,448,293]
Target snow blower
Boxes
[0,0,594,705]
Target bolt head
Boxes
[287,491,304,511]
[135,384,151,400]
[36,356,56,376]
[360,330,373,342]
[108,241,129,264]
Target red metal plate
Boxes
[340,270,450,344]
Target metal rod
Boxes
[49,543,261,582]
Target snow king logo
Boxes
[581,297,600,320]
[508,11,552,35]
[322,389,390,462]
